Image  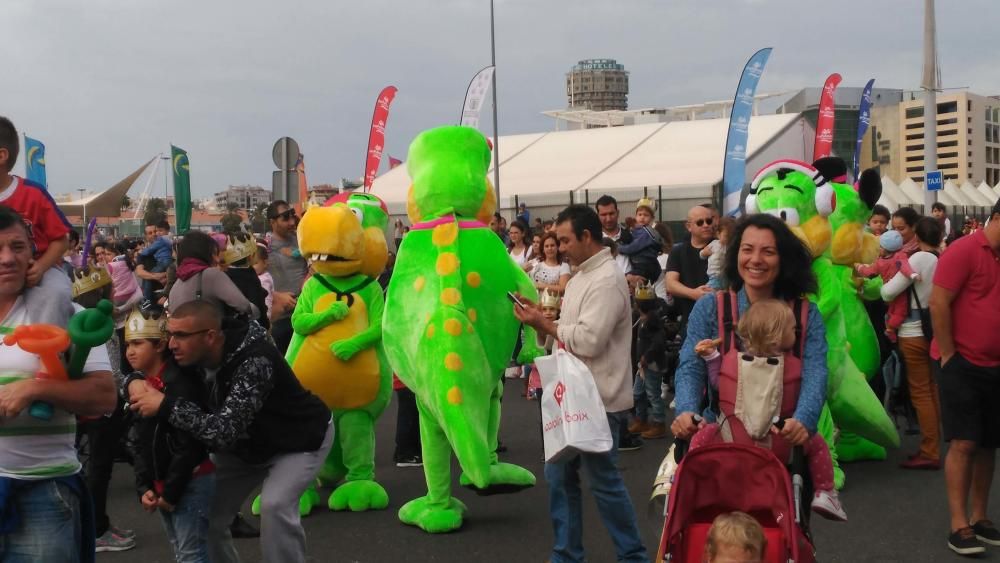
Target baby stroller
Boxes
[655,441,816,563]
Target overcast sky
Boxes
[6,0,996,200]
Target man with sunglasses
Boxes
[127,300,332,563]
[665,205,716,326]
[266,200,306,353]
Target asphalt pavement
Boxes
[100,382,1000,563]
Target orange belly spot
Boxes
[291,293,380,409]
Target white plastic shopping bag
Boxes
[535,347,613,463]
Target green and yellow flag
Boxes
[171,145,191,233]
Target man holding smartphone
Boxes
[514,204,648,563]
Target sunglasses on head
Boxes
[270,209,297,221]
[692,217,714,227]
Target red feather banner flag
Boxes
[813,73,841,160]
[364,86,398,192]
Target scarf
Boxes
[901,237,920,257]
[176,258,211,281]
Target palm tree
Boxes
[144,197,168,227]
[120,194,132,211]
[221,202,244,233]
[250,202,269,234]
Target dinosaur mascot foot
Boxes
[328,479,389,512]
[251,486,323,517]
[399,496,468,533]
[836,432,887,463]
[459,462,536,496]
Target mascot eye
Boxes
[351,207,364,222]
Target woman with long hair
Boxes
[531,232,571,293]
[507,219,532,271]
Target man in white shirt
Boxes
[595,195,632,275]
[515,204,649,563]
[0,205,117,561]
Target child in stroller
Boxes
[704,512,767,563]
[691,299,846,522]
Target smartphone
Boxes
[507,291,526,308]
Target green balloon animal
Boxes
[746,157,899,488]
[383,126,543,533]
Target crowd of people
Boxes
[1,108,1000,561]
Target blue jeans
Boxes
[161,474,215,563]
[636,369,666,424]
[545,411,649,563]
[0,480,84,563]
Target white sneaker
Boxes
[811,489,848,522]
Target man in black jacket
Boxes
[128,300,333,563]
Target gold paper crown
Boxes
[634,281,656,301]
[71,266,112,299]
[540,289,560,309]
[222,230,257,265]
[124,306,168,341]
[636,197,657,212]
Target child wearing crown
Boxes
[123,306,216,560]
[526,289,561,399]
[628,282,669,440]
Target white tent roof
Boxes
[977,182,998,206]
[370,113,809,212]
[961,181,995,206]
[941,180,965,206]
[897,178,923,205]
[879,176,916,207]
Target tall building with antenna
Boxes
[566,59,629,111]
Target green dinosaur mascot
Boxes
[746,158,899,487]
[259,192,392,516]
[382,125,543,533]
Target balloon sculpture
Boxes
[746,157,899,488]
[259,192,392,516]
[383,125,543,533]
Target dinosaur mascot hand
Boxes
[324,301,350,322]
[330,337,365,361]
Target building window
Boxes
[905,107,924,119]
[938,101,958,114]
[905,133,923,141]
[968,100,973,112]
[939,152,958,159]
[937,117,958,126]
[906,155,923,162]
[940,139,958,148]
[906,165,924,173]
[939,162,958,170]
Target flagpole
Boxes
[489,0,501,210]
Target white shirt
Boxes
[880,250,938,339]
[654,254,670,300]
[705,239,725,278]
[604,227,632,274]
[509,246,531,268]
[531,261,571,286]
[0,300,111,479]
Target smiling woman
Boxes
[670,214,828,453]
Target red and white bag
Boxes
[535,347,613,463]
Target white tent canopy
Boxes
[370,113,811,215]
[961,180,994,207]
[977,181,998,206]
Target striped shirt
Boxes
[0,298,111,479]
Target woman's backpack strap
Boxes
[717,291,739,354]
[791,297,808,359]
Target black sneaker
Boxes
[395,455,423,468]
[973,520,1000,546]
[949,526,986,555]
[619,435,643,452]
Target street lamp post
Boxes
[489,0,501,212]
